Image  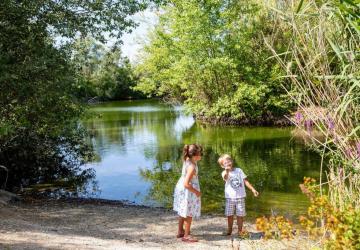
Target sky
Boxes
[119,9,158,64]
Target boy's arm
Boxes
[221,170,229,181]
[244,179,259,197]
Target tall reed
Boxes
[265,0,359,209]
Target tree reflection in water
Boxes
[84,100,321,218]
[139,119,321,219]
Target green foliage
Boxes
[135,0,294,124]
[72,38,143,101]
[0,0,154,189]
[0,0,148,43]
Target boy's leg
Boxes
[177,217,185,237]
[236,216,244,234]
[235,198,246,235]
[227,216,234,234]
[224,199,235,235]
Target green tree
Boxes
[0,0,155,189]
[72,38,142,101]
[135,0,294,125]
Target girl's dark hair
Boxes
[183,144,203,160]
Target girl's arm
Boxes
[183,164,201,197]
[244,179,259,197]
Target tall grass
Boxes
[265,0,359,210]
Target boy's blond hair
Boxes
[218,154,233,167]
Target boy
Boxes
[218,154,259,237]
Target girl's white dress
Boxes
[173,160,201,218]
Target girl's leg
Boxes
[227,215,234,234]
[236,216,244,234]
[184,216,193,237]
[182,216,198,242]
[177,217,185,237]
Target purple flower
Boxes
[356,142,360,158]
[345,148,353,158]
[295,112,303,122]
[305,119,313,133]
[338,167,344,178]
[327,117,335,131]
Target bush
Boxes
[256,177,360,249]
[299,177,360,249]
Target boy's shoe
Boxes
[221,231,232,236]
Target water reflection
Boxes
[83,100,192,203]
[84,100,321,218]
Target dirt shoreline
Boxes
[0,197,316,250]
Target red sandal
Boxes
[176,233,185,238]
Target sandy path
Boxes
[0,199,314,250]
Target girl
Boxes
[173,144,202,243]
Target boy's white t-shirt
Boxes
[222,168,247,199]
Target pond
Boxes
[83,99,321,219]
